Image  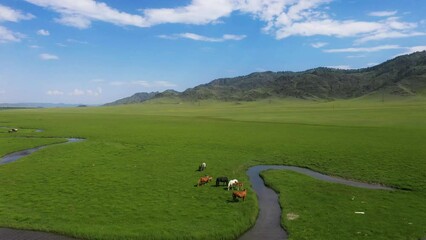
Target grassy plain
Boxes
[0,96,425,239]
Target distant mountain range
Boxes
[0,103,80,108]
[105,51,426,105]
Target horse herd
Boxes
[197,162,247,202]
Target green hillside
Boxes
[106,51,426,105]
[104,92,159,106]
[182,51,426,101]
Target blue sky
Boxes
[0,0,425,104]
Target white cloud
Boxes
[86,87,102,96]
[275,19,382,39]
[131,80,150,87]
[311,42,328,48]
[0,25,25,43]
[69,88,85,96]
[153,81,177,88]
[159,33,246,42]
[48,88,102,97]
[25,0,234,28]
[346,54,366,58]
[110,81,125,86]
[223,34,246,41]
[40,53,59,60]
[0,4,34,22]
[23,0,423,45]
[47,90,64,95]
[241,1,422,43]
[29,44,41,48]
[66,38,88,44]
[366,62,378,67]
[109,80,177,89]
[368,11,397,17]
[396,45,426,56]
[405,46,426,53]
[0,6,25,44]
[324,45,401,53]
[326,65,352,70]
[0,90,6,94]
[25,0,149,29]
[141,0,234,25]
[37,29,50,36]
[55,14,92,29]
[132,80,177,88]
[355,31,425,44]
[90,78,105,83]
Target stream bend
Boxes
[238,165,394,240]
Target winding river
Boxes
[0,137,393,240]
[237,165,393,240]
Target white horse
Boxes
[199,162,206,171]
[8,128,18,133]
[228,179,238,191]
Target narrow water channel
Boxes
[0,138,83,165]
[238,165,393,240]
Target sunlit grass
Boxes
[0,97,425,239]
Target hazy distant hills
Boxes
[105,51,426,105]
[0,103,79,108]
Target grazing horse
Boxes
[198,176,212,187]
[198,162,206,171]
[233,189,247,201]
[8,128,18,133]
[234,182,244,190]
[228,179,238,191]
[216,177,229,186]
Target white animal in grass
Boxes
[8,128,18,133]
[228,179,239,191]
[198,162,206,171]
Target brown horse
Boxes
[234,182,243,190]
[233,189,247,201]
[198,176,212,187]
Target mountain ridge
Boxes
[104,51,426,105]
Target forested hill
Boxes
[181,51,426,100]
[105,51,426,105]
[104,92,158,106]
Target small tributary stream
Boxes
[0,138,83,165]
[0,137,84,240]
[238,165,393,240]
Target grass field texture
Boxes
[0,97,425,239]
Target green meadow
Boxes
[0,97,425,240]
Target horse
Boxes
[198,162,206,171]
[228,179,238,191]
[216,177,229,186]
[233,189,247,201]
[234,182,244,190]
[198,176,212,187]
[8,128,18,133]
